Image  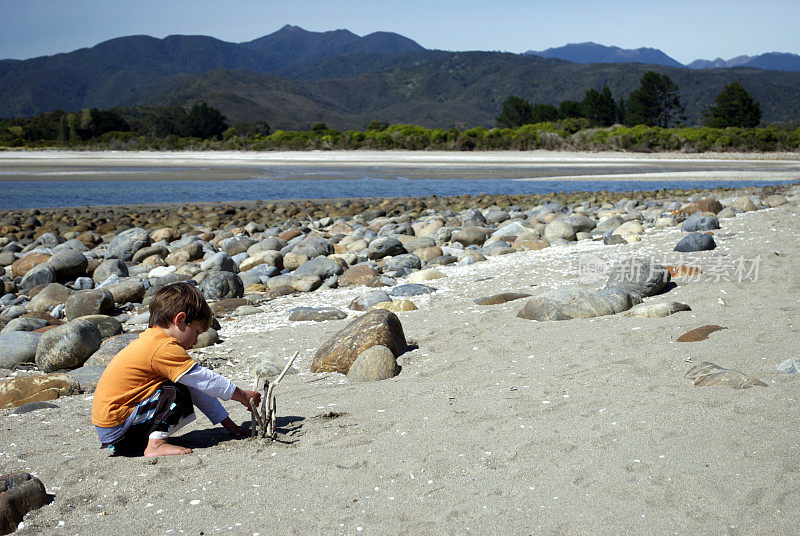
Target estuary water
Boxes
[1,151,798,210]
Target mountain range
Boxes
[525,42,800,72]
[2,26,799,129]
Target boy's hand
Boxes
[220,417,247,438]
[231,387,261,410]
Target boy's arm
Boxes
[231,387,262,408]
[177,364,236,400]
[177,365,261,436]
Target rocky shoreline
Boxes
[0,184,792,397]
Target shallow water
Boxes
[1,161,797,210]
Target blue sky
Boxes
[1,0,796,64]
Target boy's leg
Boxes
[108,383,196,457]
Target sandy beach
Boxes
[2,183,799,535]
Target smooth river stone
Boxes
[624,301,691,318]
[310,309,407,375]
[684,361,767,389]
[677,325,726,342]
[288,307,348,322]
[346,345,400,382]
[474,293,531,306]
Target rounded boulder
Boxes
[346,345,400,382]
[199,271,244,300]
[64,289,115,321]
[35,319,102,372]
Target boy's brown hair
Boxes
[148,282,212,331]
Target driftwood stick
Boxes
[264,351,299,439]
[248,397,261,438]
[251,351,300,440]
[273,351,300,385]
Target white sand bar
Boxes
[1,150,800,184]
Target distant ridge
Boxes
[687,55,754,69]
[525,42,684,68]
[743,52,800,72]
[240,24,424,67]
[688,52,800,71]
[1,28,800,128]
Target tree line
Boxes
[0,103,238,146]
[497,72,762,130]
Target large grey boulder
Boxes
[544,220,576,242]
[290,235,333,259]
[565,214,597,233]
[595,216,625,233]
[681,213,720,232]
[517,285,633,321]
[78,314,123,339]
[19,263,55,290]
[675,233,716,252]
[199,271,244,300]
[403,237,436,253]
[310,309,407,375]
[492,221,533,240]
[1,317,48,334]
[105,227,150,261]
[48,249,88,281]
[93,259,129,283]
[383,254,422,273]
[288,307,348,322]
[26,283,73,312]
[367,237,405,260]
[64,289,115,321]
[0,331,42,368]
[239,264,280,288]
[35,319,102,372]
[220,236,258,257]
[84,332,139,366]
[131,245,170,264]
[346,345,400,382]
[349,290,392,311]
[604,258,671,302]
[294,257,344,280]
[201,252,237,273]
[451,227,487,247]
[103,278,146,305]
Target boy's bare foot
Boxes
[144,438,192,457]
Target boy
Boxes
[92,282,261,457]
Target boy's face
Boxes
[165,317,206,350]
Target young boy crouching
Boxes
[91,282,261,457]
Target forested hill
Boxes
[2,26,800,128]
[0,25,424,117]
[148,54,800,129]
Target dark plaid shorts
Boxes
[105,382,194,456]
